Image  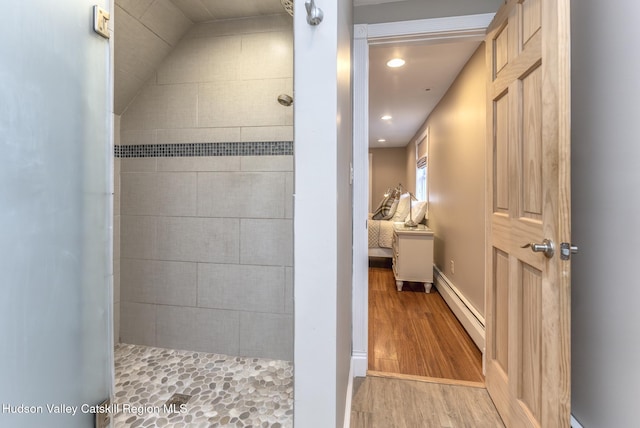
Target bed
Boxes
[368,190,428,258]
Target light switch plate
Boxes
[93,5,110,39]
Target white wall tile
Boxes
[240,155,293,171]
[197,172,285,218]
[114,159,121,215]
[157,156,241,172]
[168,0,213,23]
[116,0,154,19]
[284,172,293,219]
[156,127,241,144]
[156,217,240,263]
[120,130,157,146]
[121,259,197,306]
[121,215,157,260]
[114,301,120,344]
[121,83,198,130]
[114,257,121,304]
[187,14,291,39]
[240,126,293,142]
[120,173,158,216]
[157,36,240,84]
[121,171,200,218]
[284,267,293,314]
[121,158,158,172]
[114,215,121,261]
[120,302,156,346]
[140,0,193,46]
[239,312,293,360]
[121,258,156,304]
[240,31,293,80]
[156,306,239,355]
[198,79,293,127]
[240,219,293,266]
[115,6,172,88]
[197,264,285,313]
[115,70,147,115]
[155,173,198,216]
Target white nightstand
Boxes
[392,223,435,293]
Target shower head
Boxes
[280,0,294,17]
[277,94,293,107]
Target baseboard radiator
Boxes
[433,266,485,352]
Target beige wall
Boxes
[118,16,293,360]
[369,147,408,206]
[413,44,486,315]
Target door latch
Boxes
[560,242,579,260]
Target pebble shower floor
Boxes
[112,344,293,427]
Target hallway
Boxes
[368,264,483,384]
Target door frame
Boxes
[352,13,495,377]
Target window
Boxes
[416,157,427,201]
[415,129,428,201]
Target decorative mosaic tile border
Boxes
[115,141,293,158]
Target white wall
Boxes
[294,0,353,425]
[571,1,640,426]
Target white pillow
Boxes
[405,201,427,224]
[391,193,411,221]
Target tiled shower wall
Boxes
[117,15,293,360]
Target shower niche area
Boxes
[113,2,294,364]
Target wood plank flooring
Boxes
[350,376,505,428]
[368,265,484,384]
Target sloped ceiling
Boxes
[114,0,285,115]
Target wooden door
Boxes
[484,0,571,426]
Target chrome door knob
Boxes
[521,239,555,258]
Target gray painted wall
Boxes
[571,0,640,425]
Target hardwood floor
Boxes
[368,265,484,384]
[350,376,504,428]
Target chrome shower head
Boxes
[277,94,293,107]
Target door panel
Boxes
[485,0,571,427]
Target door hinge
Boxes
[93,5,110,39]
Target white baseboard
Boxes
[433,267,485,351]
[352,351,367,378]
[571,414,584,428]
[343,358,355,428]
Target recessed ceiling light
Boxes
[381,115,392,121]
[386,58,405,68]
[377,139,386,143]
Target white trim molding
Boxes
[351,23,370,378]
[571,415,584,428]
[351,12,495,380]
[367,13,494,45]
[433,266,485,351]
[343,358,355,428]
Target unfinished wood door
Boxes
[485,0,571,426]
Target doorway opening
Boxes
[352,14,494,386]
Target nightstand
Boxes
[392,223,435,293]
